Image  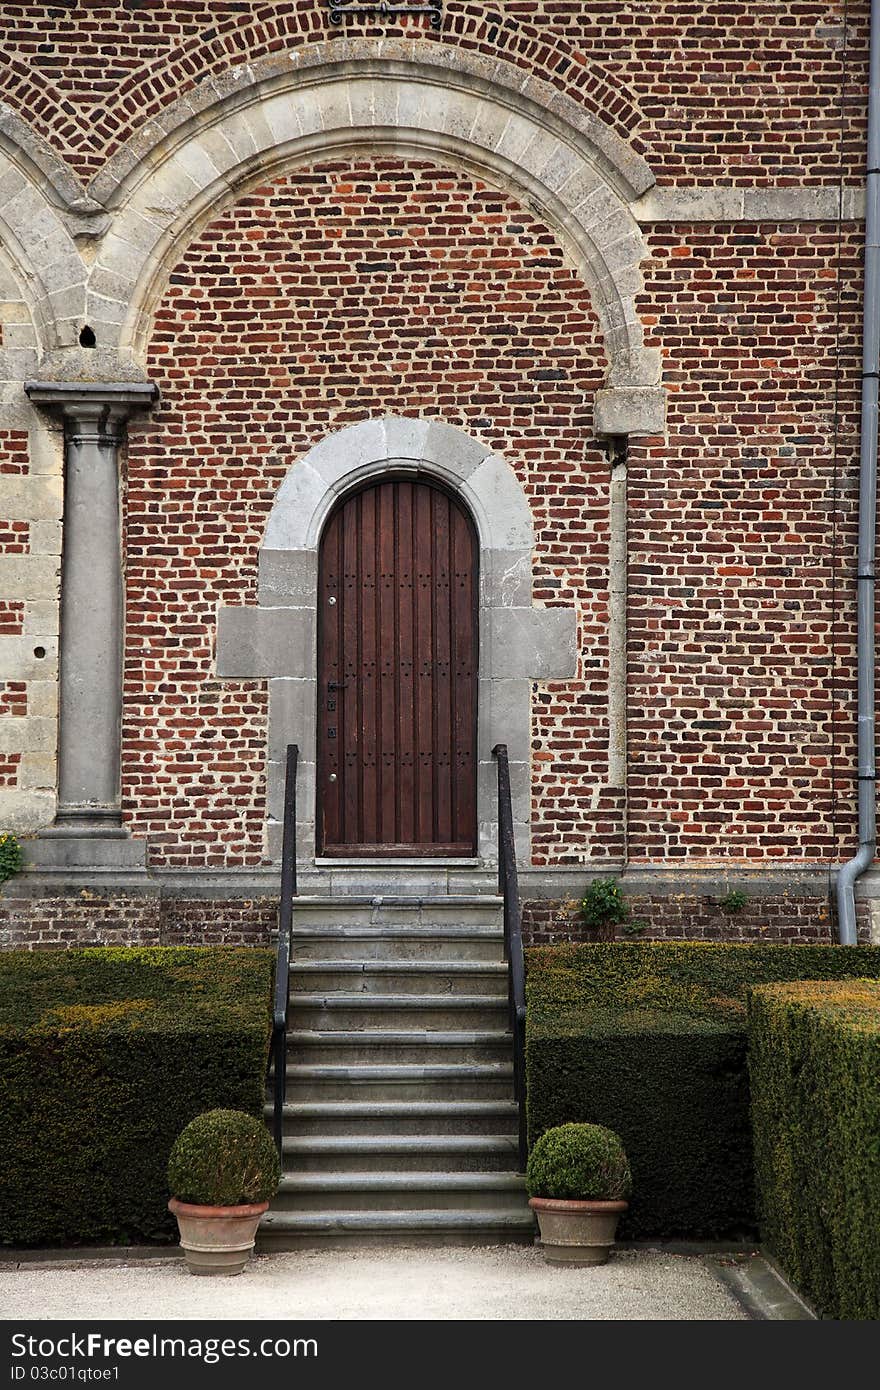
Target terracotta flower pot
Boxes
[528,1196,629,1267]
[168,1197,269,1276]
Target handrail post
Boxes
[492,743,528,1172]
[271,744,299,1160]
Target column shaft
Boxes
[55,402,125,826]
[24,380,158,868]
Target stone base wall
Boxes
[522,893,870,947]
[1,887,872,950]
[0,894,277,951]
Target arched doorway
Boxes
[316,476,479,856]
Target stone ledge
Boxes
[632,184,866,224]
[594,386,666,438]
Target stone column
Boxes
[24,381,158,868]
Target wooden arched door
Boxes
[317,477,478,856]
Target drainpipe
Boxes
[837,0,880,944]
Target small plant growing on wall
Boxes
[579,878,629,940]
[0,833,23,885]
[579,878,649,940]
[719,889,748,914]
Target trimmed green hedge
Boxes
[749,980,880,1320]
[0,948,273,1246]
[526,942,880,1239]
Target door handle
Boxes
[327,681,349,691]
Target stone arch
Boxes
[86,40,665,436]
[0,111,92,352]
[215,416,578,871]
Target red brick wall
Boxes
[1,8,869,894]
[0,607,24,640]
[0,431,29,476]
[628,223,862,865]
[0,3,864,186]
[0,521,29,554]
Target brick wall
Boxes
[0,3,865,186]
[627,223,862,865]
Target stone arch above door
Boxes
[215,416,578,870]
[82,39,665,438]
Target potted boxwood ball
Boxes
[527,1122,632,1266]
[167,1109,281,1276]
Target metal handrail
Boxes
[492,743,527,1170]
[270,743,298,1159]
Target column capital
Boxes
[24,380,159,436]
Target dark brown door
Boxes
[317,477,478,856]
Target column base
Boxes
[27,816,149,870]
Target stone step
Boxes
[257,1207,535,1250]
[290,960,508,997]
[290,992,508,1031]
[265,1098,518,1136]
[264,893,517,1247]
[290,928,504,962]
[286,1028,512,1065]
[280,1133,521,1173]
[272,1170,527,1213]
[290,896,503,931]
[282,1062,515,1103]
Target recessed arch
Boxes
[85,40,665,434]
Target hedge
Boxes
[0,947,273,1246]
[749,980,880,1320]
[525,942,880,1239]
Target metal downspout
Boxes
[837,0,880,943]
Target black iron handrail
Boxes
[492,743,528,1170]
[270,743,298,1159]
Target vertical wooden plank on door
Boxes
[452,500,477,848]
[378,481,397,846]
[359,486,378,847]
[318,505,342,848]
[432,488,453,846]
[396,481,415,847]
[413,482,434,846]
[341,493,360,847]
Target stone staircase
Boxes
[259,895,534,1249]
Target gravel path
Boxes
[0,1246,748,1321]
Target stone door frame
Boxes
[215,415,578,872]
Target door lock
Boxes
[327,681,348,691]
